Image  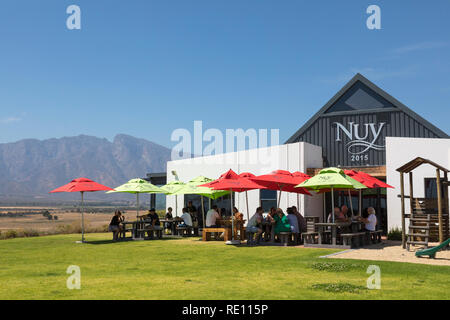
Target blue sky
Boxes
[0,0,449,148]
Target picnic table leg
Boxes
[332,226,337,246]
[318,229,323,245]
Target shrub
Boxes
[387,227,402,241]
[311,282,367,293]
[22,229,40,238]
[311,262,359,272]
[5,230,18,239]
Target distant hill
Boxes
[0,134,171,202]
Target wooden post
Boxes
[400,172,406,248]
[436,169,444,243]
[409,172,414,215]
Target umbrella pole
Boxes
[358,189,362,216]
[277,184,283,208]
[331,187,335,223]
[297,193,300,212]
[230,188,234,241]
[201,196,205,229]
[81,191,85,242]
[136,193,140,218]
[175,195,178,217]
[245,191,249,222]
[348,189,354,217]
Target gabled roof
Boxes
[286,73,449,143]
[396,157,449,173]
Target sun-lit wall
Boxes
[386,137,450,232]
[165,142,323,221]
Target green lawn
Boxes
[0,233,449,300]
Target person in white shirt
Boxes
[180,207,193,227]
[205,205,221,227]
[359,207,377,231]
[247,207,263,243]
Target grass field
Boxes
[0,233,449,300]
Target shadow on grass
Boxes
[85,236,189,245]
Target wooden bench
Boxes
[145,226,163,239]
[370,230,383,243]
[176,226,193,237]
[278,232,292,246]
[119,227,133,239]
[202,228,230,241]
[302,232,318,244]
[246,229,261,245]
[341,232,366,248]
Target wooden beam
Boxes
[306,166,386,177]
[409,172,414,216]
[436,169,444,243]
[400,172,406,249]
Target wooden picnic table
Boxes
[120,220,146,240]
[217,219,246,240]
[261,220,276,243]
[315,221,365,246]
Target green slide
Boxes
[415,238,450,259]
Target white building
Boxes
[149,74,449,234]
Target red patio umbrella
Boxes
[292,171,311,209]
[238,172,258,222]
[199,169,264,244]
[251,170,311,207]
[49,178,113,243]
[344,170,394,216]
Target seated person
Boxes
[292,206,306,233]
[286,207,299,234]
[273,208,291,236]
[144,208,162,238]
[179,207,193,227]
[327,207,348,223]
[220,207,228,218]
[233,207,244,221]
[263,207,276,241]
[108,210,124,241]
[188,207,198,229]
[247,207,263,243]
[165,207,173,233]
[357,207,377,232]
[206,205,221,227]
[341,205,351,219]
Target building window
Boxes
[260,189,277,213]
[424,178,445,199]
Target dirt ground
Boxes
[0,209,117,231]
[328,240,450,266]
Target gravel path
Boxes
[328,240,450,266]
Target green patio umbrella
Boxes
[295,168,367,222]
[171,176,230,228]
[160,180,186,217]
[107,178,163,218]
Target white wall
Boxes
[166,142,323,221]
[386,137,450,231]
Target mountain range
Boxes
[0,134,171,202]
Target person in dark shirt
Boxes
[109,210,124,241]
[165,207,174,234]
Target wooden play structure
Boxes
[397,157,450,250]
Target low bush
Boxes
[311,282,367,293]
[387,227,402,241]
[311,262,360,272]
